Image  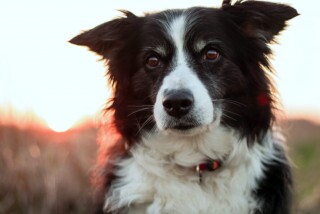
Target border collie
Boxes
[70,0,298,213]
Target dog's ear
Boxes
[69,11,138,58]
[222,0,298,42]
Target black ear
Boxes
[222,0,299,42]
[69,11,138,58]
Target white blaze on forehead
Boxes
[159,14,192,89]
[167,15,186,65]
[153,14,215,131]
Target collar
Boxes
[195,159,223,183]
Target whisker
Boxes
[222,112,237,121]
[128,105,154,108]
[222,109,241,117]
[136,116,154,134]
[128,108,152,117]
[212,98,247,107]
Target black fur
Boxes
[254,144,293,214]
[70,1,298,213]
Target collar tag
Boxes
[195,159,222,183]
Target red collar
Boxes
[195,159,222,182]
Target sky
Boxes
[0,0,319,131]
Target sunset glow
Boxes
[0,0,319,129]
[47,119,74,133]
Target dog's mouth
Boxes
[163,123,213,136]
[161,110,221,136]
[172,124,196,130]
[164,120,199,131]
[162,121,211,136]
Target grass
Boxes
[0,118,319,214]
[0,125,98,214]
[290,138,320,214]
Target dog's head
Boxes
[70,1,297,144]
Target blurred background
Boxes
[0,0,319,213]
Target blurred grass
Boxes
[0,125,98,214]
[0,118,319,214]
[285,119,320,214]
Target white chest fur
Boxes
[104,127,278,214]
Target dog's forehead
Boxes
[141,7,228,50]
[144,7,218,24]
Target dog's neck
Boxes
[104,126,277,213]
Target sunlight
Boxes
[47,119,73,132]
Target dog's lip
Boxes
[164,122,199,131]
[163,123,213,136]
[172,124,196,130]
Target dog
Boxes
[70,0,298,213]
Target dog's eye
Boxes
[204,49,220,61]
[146,55,160,68]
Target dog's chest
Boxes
[105,133,263,214]
[108,156,258,214]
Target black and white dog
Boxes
[70,0,298,213]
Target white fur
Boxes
[104,126,282,213]
[153,15,216,133]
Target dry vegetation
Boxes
[0,116,319,214]
[285,119,320,214]
[0,124,97,214]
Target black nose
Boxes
[162,90,194,118]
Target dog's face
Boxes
[70,1,298,142]
[149,11,227,134]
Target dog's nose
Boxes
[162,90,194,118]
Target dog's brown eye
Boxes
[204,49,220,61]
[146,55,160,68]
